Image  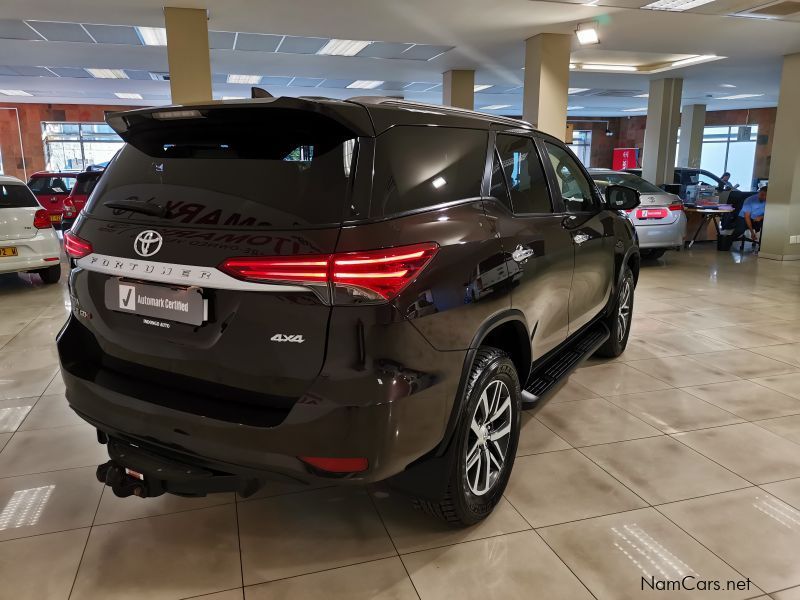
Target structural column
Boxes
[642,78,683,186]
[164,7,212,104]
[677,103,705,169]
[443,70,475,110]
[761,53,800,260]
[522,33,571,140]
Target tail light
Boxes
[219,242,438,304]
[668,203,683,211]
[298,456,368,473]
[64,231,93,259]
[33,209,51,229]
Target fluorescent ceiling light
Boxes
[720,83,737,88]
[114,92,143,99]
[317,39,372,56]
[622,107,648,112]
[671,54,717,67]
[222,96,245,100]
[0,89,32,96]
[569,87,589,94]
[569,64,577,70]
[86,68,129,79]
[474,84,492,92]
[635,93,649,98]
[347,80,384,89]
[718,93,764,100]
[432,177,447,189]
[642,0,716,10]
[227,74,262,84]
[568,106,585,110]
[136,26,167,46]
[581,64,638,72]
[575,24,600,45]
[481,104,511,110]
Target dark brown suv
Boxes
[58,96,640,526]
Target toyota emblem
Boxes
[134,230,163,258]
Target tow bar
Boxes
[96,461,166,498]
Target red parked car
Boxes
[27,171,78,229]
[61,170,104,230]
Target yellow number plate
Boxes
[0,247,18,257]
[50,214,61,222]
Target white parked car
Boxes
[0,175,62,284]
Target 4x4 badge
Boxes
[134,230,163,258]
[271,334,305,344]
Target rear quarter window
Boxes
[0,184,39,208]
[28,176,76,194]
[370,126,488,219]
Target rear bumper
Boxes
[634,217,686,249]
[0,231,62,274]
[58,315,465,490]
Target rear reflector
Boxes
[299,456,369,473]
[43,257,60,262]
[668,203,683,211]
[219,242,439,303]
[64,231,93,259]
[33,209,51,229]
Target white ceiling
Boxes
[0,0,798,116]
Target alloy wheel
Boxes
[617,278,632,342]
[465,379,512,496]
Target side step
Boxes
[521,321,610,407]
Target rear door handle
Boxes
[511,244,535,263]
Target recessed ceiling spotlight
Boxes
[86,68,129,79]
[474,84,493,92]
[136,26,167,46]
[581,64,638,72]
[347,80,384,89]
[718,93,764,100]
[481,104,511,110]
[642,0,716,11]
[575,23,600,45]
[114,92,143,99]
[569,87,590,95]
[671,55,718,67]
[0,89,32,96]
[227,74,262,85]
[622,107,649,112]
[317,39,372,56]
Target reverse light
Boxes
[299,456,369,473]
[33,209,52,230]
[219,242,439,303]
[64,231,93,259]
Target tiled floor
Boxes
[1,245,800,599]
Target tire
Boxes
[641,248,666,260]
[37,264,62,284]
[596,266,634,358]
[414,347,521,526]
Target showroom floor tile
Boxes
[1,247,799,598]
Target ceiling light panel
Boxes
[317,39,372,56]
[86,68,129,79]
[136,26,167,46]
[474,84,493,92]
[569,87,590,94]
[622,107,649,111]
[575,24,600,45]
[227,74,262,84]
[0,89,33,96]
[347,80,384,89]
[671,54,717,67]
[642,0,716,10]
[481,104,511,110]
[718,93,764,99]
[114,92,143,99]
[567,106,585,110]
[580,64,638,72]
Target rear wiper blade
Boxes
[103,199,169,218]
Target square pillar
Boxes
[443,70,475,110]
[760,53,800,260]
[677,103,705,169]
[642,78,683,186]
[522,33,571,140]
[164,7,212,104]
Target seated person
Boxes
[733,185,767,242]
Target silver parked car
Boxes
[589,169,687,259]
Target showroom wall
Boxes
[578,107,777,178]
[0,102,136,180]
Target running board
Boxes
[521,321,610,407]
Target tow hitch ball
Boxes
[96,461,163,499]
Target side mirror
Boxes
[605,185,640,211]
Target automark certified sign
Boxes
[134,230,163,258]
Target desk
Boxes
[684,207,734,249]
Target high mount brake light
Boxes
[33,209,51,229]
[64,231,93,259]
[219,242,439,303]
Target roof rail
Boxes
[346,96,534,130]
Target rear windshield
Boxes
[0,184,39,208]
[73,172,102,196]
[85,109,359,229]
[591,172,663,194]
[28,176,76,194]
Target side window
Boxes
[544,142,596,213]
[489,151,512,212]
[495,134,552,214]
[371,126,488,219]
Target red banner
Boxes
[613,148,639,171]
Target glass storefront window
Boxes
[42,121,124,171]
[568,130,592,166]
[676,125,758,189]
